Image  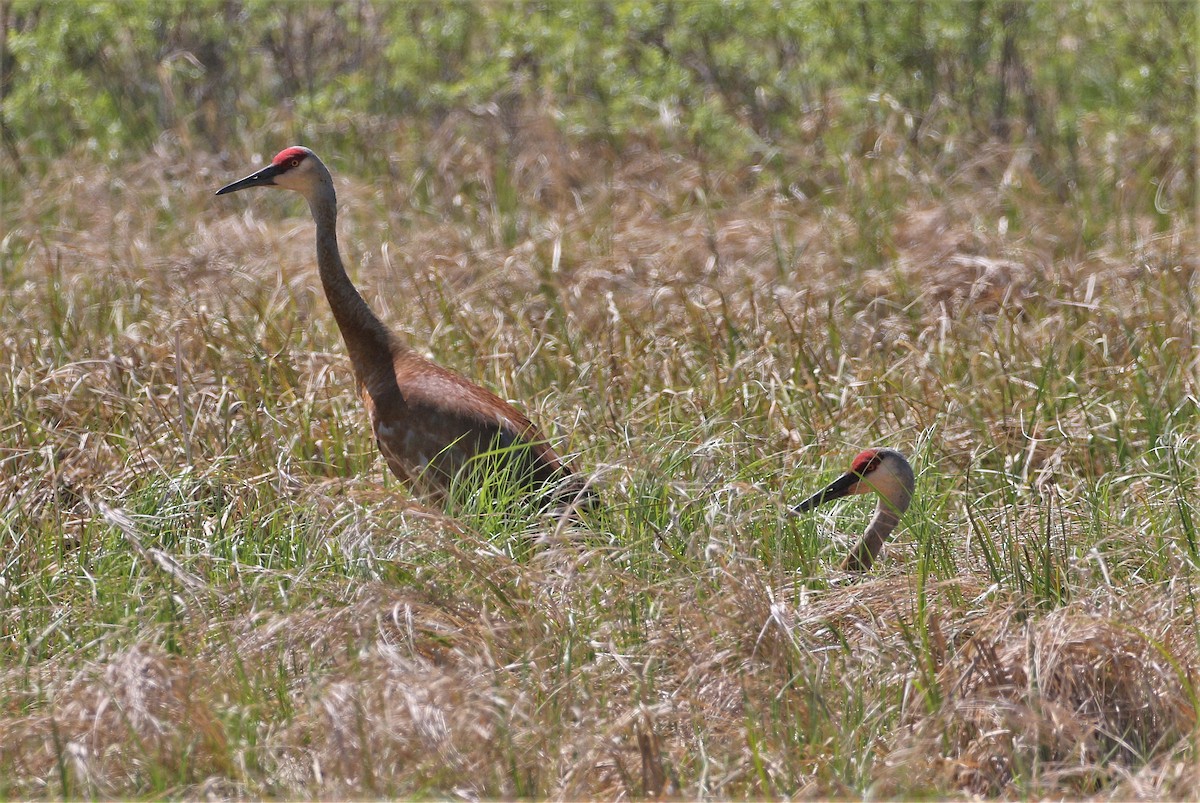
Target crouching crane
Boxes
[216,146,594,513]
[794,448,914,571]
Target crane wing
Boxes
[356,347,583,503]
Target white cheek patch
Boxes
[276,171,303,191]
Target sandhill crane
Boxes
[216,146,593,513]
[794,448,914,571]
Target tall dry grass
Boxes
[0,104,1197,798]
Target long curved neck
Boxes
[305,177,396,378]
[842,503,902,571]
[842,486,911,572]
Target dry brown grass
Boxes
[884,592,1199,797]
[1,104,1197,798]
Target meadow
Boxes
[1,1,1198,798]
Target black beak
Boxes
[215,163,283,195]
[794,471,859,513]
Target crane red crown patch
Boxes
[851,449,882,476]
[272,146,310,167]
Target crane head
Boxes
[794,448,914,514]
[216,146,319,196]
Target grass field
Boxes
[1,98,1198,797]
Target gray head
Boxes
[215,146,331,201]
[795,447,914,516]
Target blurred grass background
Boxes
[2,1,1193,204]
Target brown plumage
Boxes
[216,146,592,511]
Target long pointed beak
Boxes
[215,163,283,195]
[794,471,859,513]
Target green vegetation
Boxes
[1,0,1197,798]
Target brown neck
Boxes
[306,178,397,380]
[842,504,901,571]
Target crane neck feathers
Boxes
[305,169,396,376]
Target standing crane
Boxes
[216,146,593,512]
[794,448,914,571]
